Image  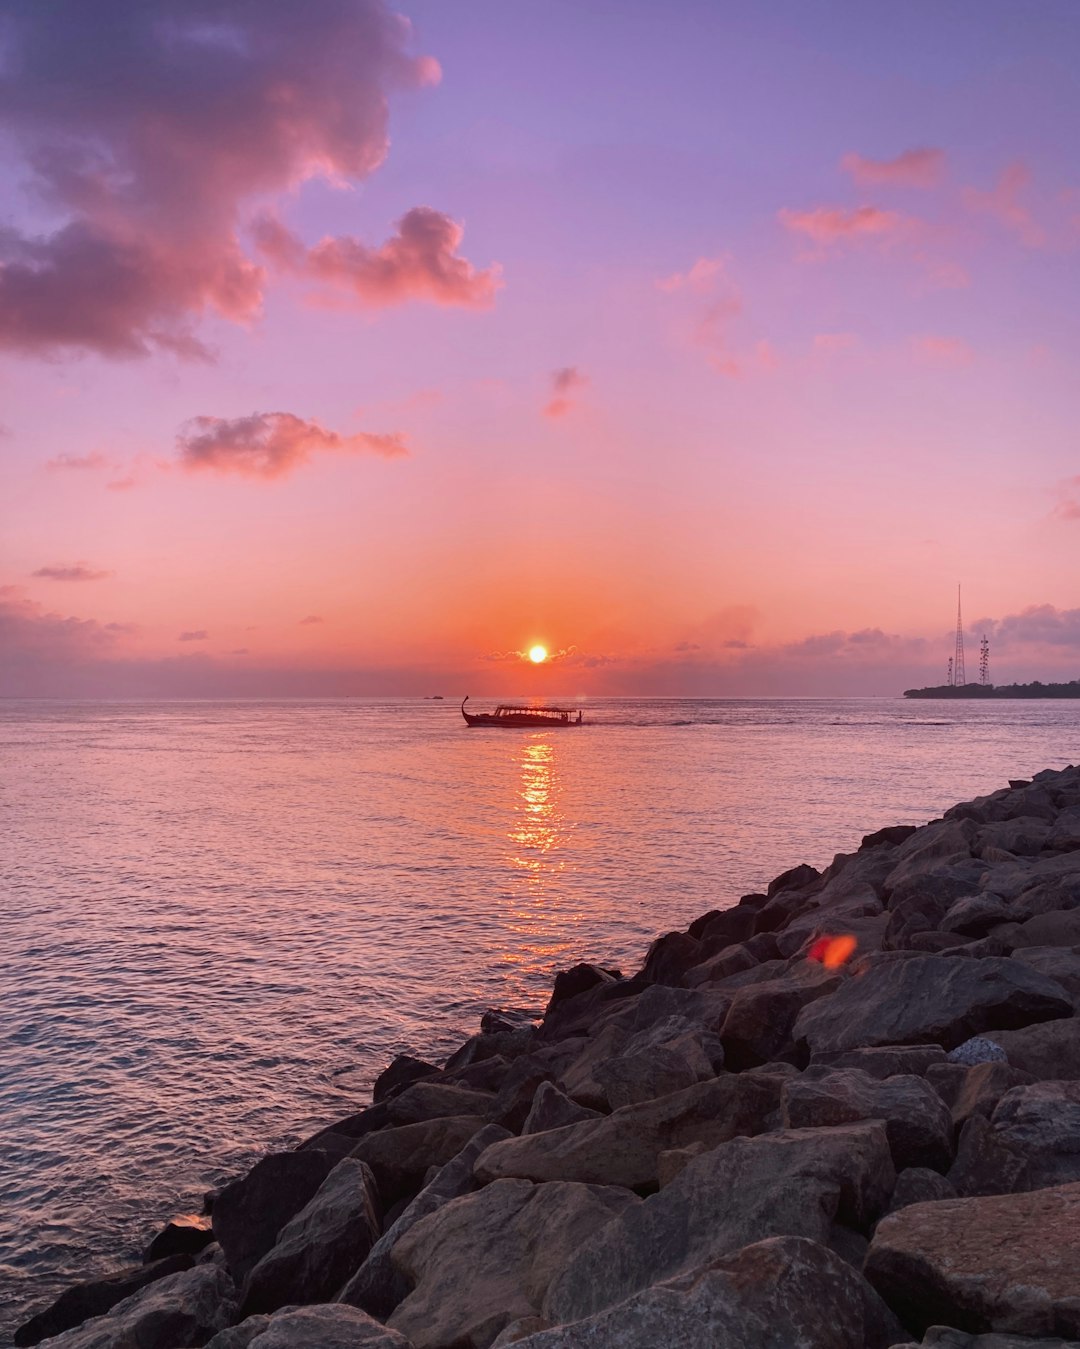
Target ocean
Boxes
[1,695,1077,1336]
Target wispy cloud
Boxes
[913,335,974,367]
[45,451,110,472]
[32,563,113,582]
[299,614,325,625]
[841,148,946,189]
[963,161,1045,247]
[176,412,407,480]
[543,366,589,419]
[178,630,208,642]
[779,205,909,247]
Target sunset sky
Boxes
[3,0,1080,696]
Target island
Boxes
[904,680,1080,698]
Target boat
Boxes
[461,696,583,727]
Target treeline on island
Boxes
[904,680,1080,699]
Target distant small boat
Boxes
[461,696,583,727]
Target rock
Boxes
[482,1009,535,1035]
[144,1213,215,1262]
[31,1264,235,1348]
[940,895,1018,938]
[386,1178,639,1349]
[339,1123,510,1319]
[639,930,703,986]
[1013,909,1080,949]
[977,817,1052,857]
[949,1081,1080,1196]
[885,1167,958,1215]
[927,1061,1035,1131]
[348,1113,489,1204]
[918,1331,1080,1348]
[812,1044,948,1079]
[884,818,980,892]
[300,1104,390,1151]
[948,1036,1010,1065]
[865,1181,1080,1337]
[207,1303,414,1348]
[372,1054,440,1103]
[691,904,756,950]
[793,954,1073,1057]
[490,1319,550,1346]
[781,1068,954,1170]
[444,1028,535,1072]
[241,1157,381,1314]
[385,1081,497,1125]
[14,1254,196,1346]
[521,1082,602,1135]
[591,1024,719,1110]
[544,963,620,1016]
[656,1141,708,1187]
[212,1149,339,1282]
[883,867,987,948]
[684,940,758,986]
[909,931,971,953]
[543,1121,894,1325]
[519,1236,901,1349]
[720,970,841,1068]
[862,824,919,850]
[1011,947,1080,1009]
[989,1018,1080,1080]
[474,1072,783,1191]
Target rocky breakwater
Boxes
[15,765,1080,1349]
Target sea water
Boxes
[2,696,1077,1334]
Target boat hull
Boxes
[463,711,581,727]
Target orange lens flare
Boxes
[807,934,857,968]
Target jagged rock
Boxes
[299,1104,390,1151]
[212,1149,339,1282]
[1013,908,1080,949]
[339,1123,510,1319]
[385,1081,496,1125]
[240,1158,381,1315]
[927,1061,1035,1131]
[883,866,987,948]
[1011,947,1080,1008]
[884,819,980,890]
[977,818,1052,857]
[444,1028,535,1072]
[373,1055,440,1103]
[13,1254,196,1346]
[515,1236,902,1349]
[865,1181,1080,1337]
[684,940,758,986]
[940,895,1018,938]
[639,930,703,985]
[482,1009,535,1035]
[207,1303,413,1347]
[691,904,756,951]
[521,1082,601,1135]
[544,963,620,1016]
[31,1264,235,1348]
[989,1017,1080,1080]
[863,824,919,849]
[812,1044,947,1078]
[144,1213,215,1262]
[348,1113,489,1204]
[781,1068,953,1170]
[543,1121,894,1325]
[885,1167,958,1214]
[720,969,841,1067]
[474,1072,783,1191]
[793,954,1072,1057]
[948,1081,1080,1196]
[490,1319,550,1346]
[386,1178,639,1349]
[591,1022,720,1109]
[656,1140,709,1187]
[948,1036,1010,1065]
[911,1330,1080,1348]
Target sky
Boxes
[2,0,1080,698]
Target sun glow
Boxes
[528,645,548,664]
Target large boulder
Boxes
[240,1158,381,1314]
[865,1182,1080,1337]
[719,969,840,1068]
[926,1061,1035,1132]
[812,1044,947,1078]
[348,1113,489,1204]
[206,1303,413,1348]
[948,1082,1080,1196]
[543,1121,894,1326]
[473,1072,783,1191]
[793,954,1072,1057]
[385,1082,497,1125]
[212,1150,340,1283]
[14,1254,195,1346]
[521,1083,601,1135]
[1012,909,1080,949]
[989,1018,1080,1080]
[372,1054,440,1103]
[31,1264,235,1348]
[339,1123,510,1319]
[781,1068,954,1170]
[511,1236,901,1349]
[386,1178,639,1349]
[1010,947,1080,1009]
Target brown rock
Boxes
[989,1017,1080,1080]
[948,1081,1080,1196]
[348,1113,488,1204]
[14,1255,196,1346]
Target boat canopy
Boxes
[493,704,577,716]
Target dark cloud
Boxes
[176,411,406,479]
[0,1,493,357]
[178,629,208,642]
[543,366,588,419]
[32,563,113,581]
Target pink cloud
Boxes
[178,630,208,642]
[176,411,407,479]
[779,205,908,246]
[813,332,860,354]
[32,563,113,582]
[543,366,589,419]
[45,451,110,472]
[1053,476,1080,521]
[299,615,325,625]
[841,148,946,188]
[254,208,500,311]
[656,256,726,293]
[963,162,1045,247]
[913,335,974,367]
[0,2,466,357]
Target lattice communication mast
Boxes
[980,635,990,686]
[953,585,966,688]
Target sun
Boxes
[528,645,548,664]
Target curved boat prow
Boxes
[461,695,471,724]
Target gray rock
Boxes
[207,1303,413,1348]
[948,1036,1010,1065]
[521,1083,601,1135]
[1011,947,1080,1009]
[919,1330,1080,1348]
[372,1054,440,1103]
[866,1181,1080,1337]
[940,895,1018,938]
[720,969,840,1068]
[793,954,1072,1057]
[989,1017,1080,1080]
[212,1149,339,1282]
[34,1264,235,1348]
[339,1123,510,1319]
[241,1158,381,1315]
[386,1178,639,1349]
[812,1044,948,1078]
[348,1113,488,1204]
[884,1167,958,1215]
[14,1255,196,1346]
[543,1121,894,1326]
[516,1236,902,1349]
[474,1071,783,1191]
[949,1081,1080,1196]
[1012,908,1080,949]
[781,1068,954,1170]
[144,1213,215,1262]
[385,1082,496,1126]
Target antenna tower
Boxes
[953,586,966,688]
[980,635,990,686]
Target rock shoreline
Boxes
[15,765,1080,1349]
